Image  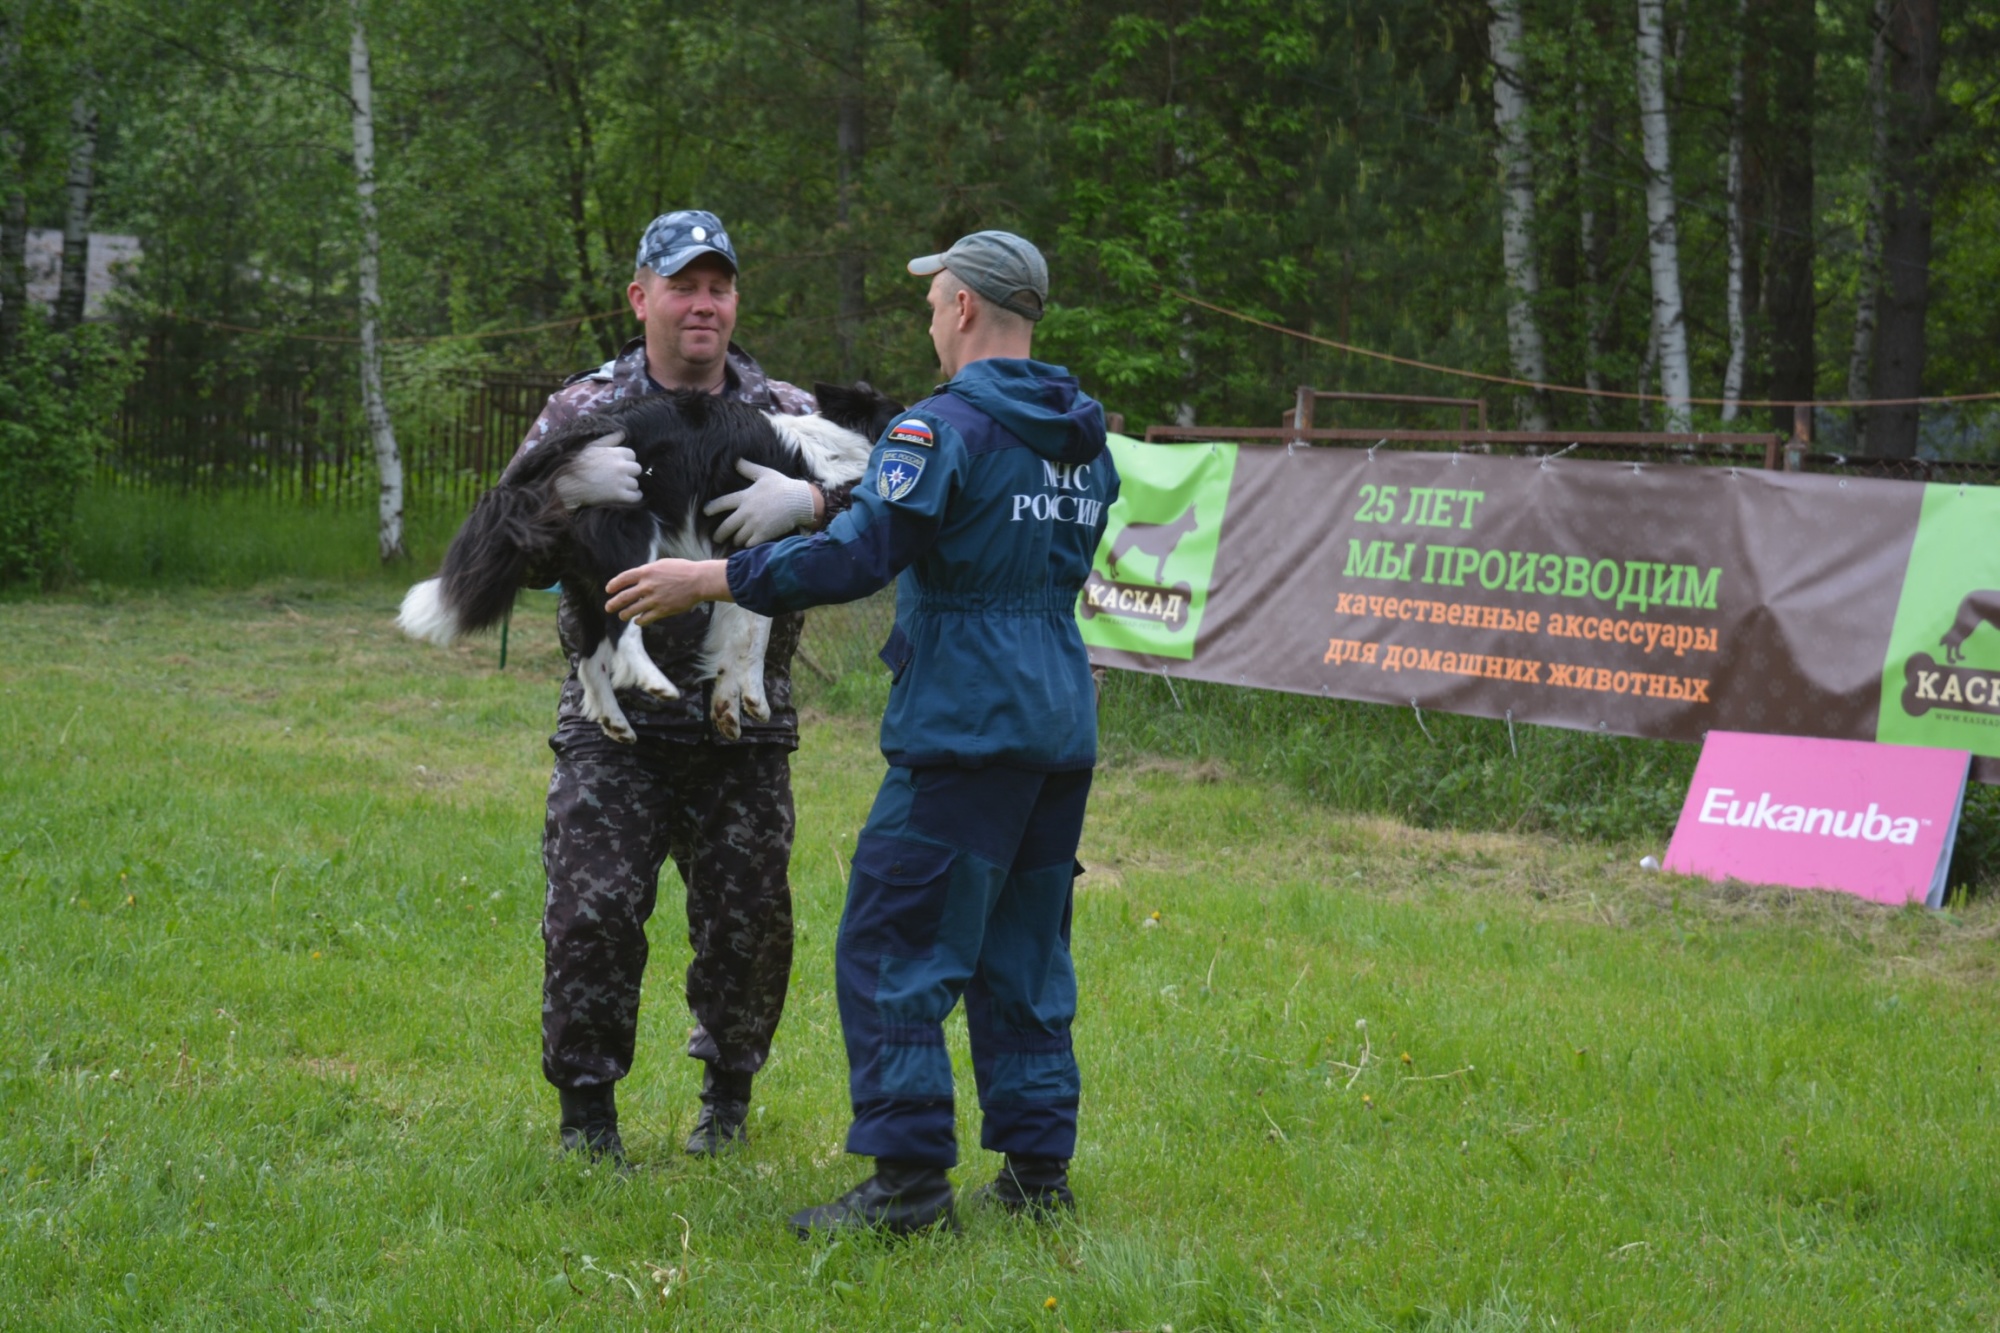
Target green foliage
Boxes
[19,0,1990,450]
[5,586,2000,1329]
[0,317,134,586]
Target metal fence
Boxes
[1148,387,2000,484]
[106,362,567,510]
[104,366,1998,508]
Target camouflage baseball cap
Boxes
[907,230,1047,321]
[636,210,738,277]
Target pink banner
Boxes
[1664,731,1970,907]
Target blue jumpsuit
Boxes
[727,356,1117,1166]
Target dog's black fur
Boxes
[400,381,903,740]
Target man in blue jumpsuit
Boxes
[604,230,1117,1235]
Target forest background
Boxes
[3,0,1999,578]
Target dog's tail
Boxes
[397,578,460,646]
[398,484,569,645]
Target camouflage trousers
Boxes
[540,720,796,1090]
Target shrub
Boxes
[0,314,135,585]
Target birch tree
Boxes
[1720,0,1748,420]
[54,81,95,332]
[1634,0,1690,431]
[1488,0,1552,430]
[349,0,404,562]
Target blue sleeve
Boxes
[727,411,964,615]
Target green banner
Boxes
[1077,434,1238,661]
[1878,483,2000,757]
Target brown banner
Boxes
[1083,441,1927,746]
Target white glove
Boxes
[553,434,642,510]
[704,458,817,547]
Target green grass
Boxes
[60,485,467,589]
[55,485,1998,883]
[6,583,2000,1330]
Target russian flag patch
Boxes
[887,418,934,447]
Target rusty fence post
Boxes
[1784,404,1812,472]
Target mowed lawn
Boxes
[3,584,1998,1332]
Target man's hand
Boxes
[605,558,734,625]
[704,459,820,546]
[553,434,643,510]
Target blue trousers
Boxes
[837,764,1091,1168]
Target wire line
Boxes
[1164,288,2000,410]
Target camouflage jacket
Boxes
[521,337,844,747]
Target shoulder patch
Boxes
[876,448,928,501]
[887,418,935,447]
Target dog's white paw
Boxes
[610,625,679,701]
[709,676,744,741]
[740,615,772,722]
[579,640,640,744]
[595,713,638,745]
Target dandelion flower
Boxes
[1400,1051,1412,1065]
[1044,1296,1059,1311]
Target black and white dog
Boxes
[397,382,902,742]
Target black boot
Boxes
[968,1154,1074,1217]
[557,1084,625,1164]
[684,1065,752,1156]
[788,1158,959,1238]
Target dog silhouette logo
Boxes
[1082,504,1199,632]
[1899,588,2000,720]
[1106,504,1198,584]
[1941,589,2000,665]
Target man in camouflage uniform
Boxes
[523,210,852,1161]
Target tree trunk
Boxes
[1635,0,1691,430]
[1488,0,1553,430]
[1737,4,1769,402]
[350,0,405,562]
[1575,79,1607,427]
[1762,0,1816,433]
[0,14,24,362]
[1636,318,1659,430]
[835,0,867,382]
[1846,0,1891,436]
[1866,0,1942,459]
[0,173,23,362]
[1721,0,1749,420]
[55,86,97,332]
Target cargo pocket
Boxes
[876,623,914,684]
[846,835,955,958]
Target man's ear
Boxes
[627,278,650,322]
